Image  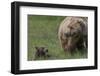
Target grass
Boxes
[28,15,87,61]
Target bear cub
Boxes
[35,47,50,59]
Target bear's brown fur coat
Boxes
[58,16,87,53]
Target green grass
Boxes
[28,15,87,61]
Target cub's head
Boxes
[35,46,49,57]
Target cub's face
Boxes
[35,47,48,57]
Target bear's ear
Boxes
[78,20,86,34]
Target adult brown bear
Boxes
[58,16,87,53]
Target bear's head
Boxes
[64,19,86,51]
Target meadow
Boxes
[28,15,87,61]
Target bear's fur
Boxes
[58,16,87,53]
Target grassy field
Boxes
[28,15,87,61]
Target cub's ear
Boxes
[35,47,38,50]
[45,49,48,52]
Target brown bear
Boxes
[58,16,88,53]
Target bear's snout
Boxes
[64,44,75,52]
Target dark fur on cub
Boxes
[35,47,50,58]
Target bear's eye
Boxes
[71,32,76,36]
[74,34,79,38]
[65,33,71,37]
[71,32,79,38]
